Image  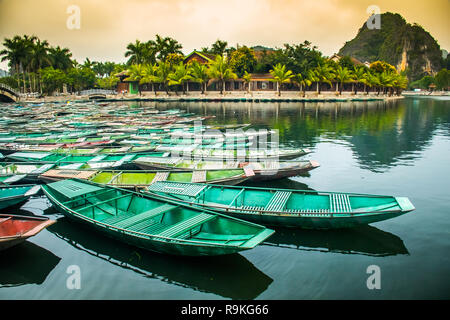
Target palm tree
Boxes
[208,55,237,94]
[49,46,73,71]
[0,36,23,90]
[139,63,157,94]
[377,72,396,95]
[269,63,294,96]
[124,64,145,95]
[189,61,210,94]
[125,40,148,65]
[334,66,353,95]
[155,35,183,61]
[210,40,228,56]
[30,39,51,93]
[154,61,172,94]
[363,72,379,95]
[393,74,408,95]
[168,62,192,95]
[242,71,252,93]
[312,62,335,94]
[352,66,366,94]
[292,73,312,97]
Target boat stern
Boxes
[395,197,415,212]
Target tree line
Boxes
[0,35,410,96]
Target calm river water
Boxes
[1,96,449,299]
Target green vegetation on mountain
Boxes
[339,12,444,81]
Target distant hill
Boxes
[338,12,444,81]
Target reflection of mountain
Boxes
[47,218,273,300]
[124,98,450,171]
[347,98,448,171]
[0,241,61,287]
[263,225,409,257]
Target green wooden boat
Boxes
[6,151,169,169]
[144,182,415,229]
[39,168,250,186]
[41,179,274,256]
[133,158,320,181]
[0,185,41,210]
[0,163,56,184]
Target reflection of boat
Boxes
[47,218,273,299]
[0,214,56,251]
[0,185,41,210]
[263,225,409,257]
[0,241,61,287]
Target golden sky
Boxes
[0,0,449,69]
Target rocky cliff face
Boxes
[338,12,444,81]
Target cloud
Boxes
[0,0,449,69]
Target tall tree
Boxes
[124,64,145,95]
[269,63,294,96]
[189,61,210,94]
[153,61,172,94]
[292,72,312,96]
[334,66,353,95]
[48,46,73,71]
[208,55,237,94]
[168,62,192,94]
[125,40,148,65]
[312,62,335,94]
[210,40,228,56]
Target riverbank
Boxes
[19,91,405,103]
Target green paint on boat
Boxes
[41,179,274,256]
[145,181,415,229]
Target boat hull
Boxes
[41,181,274,256]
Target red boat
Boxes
[0,214,56,251]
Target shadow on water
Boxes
[46,217,273,300]
[263,225,409,257]
[0,241,61,288]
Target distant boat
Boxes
[144,181,416,229]
[39,168,251,186]
[0,214,56,251]
[42,179,274,256]
[0,185,41,210]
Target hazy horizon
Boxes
[0,0,449,70]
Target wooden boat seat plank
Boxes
[191,170,206,183]
[151,171,170,183]
[265,191,292,212]
[148,181,207,197]
[114,203,177,228]
[157,213,215,239]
